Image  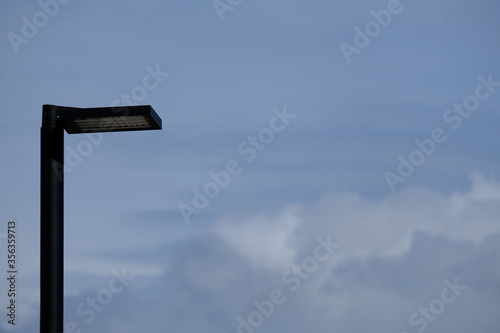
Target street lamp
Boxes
[40,104,162,333]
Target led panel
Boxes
[46,105,162,134]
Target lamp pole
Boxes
[40,104,162,333]
[40,105,64,333]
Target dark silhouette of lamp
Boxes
[40,104,162,333]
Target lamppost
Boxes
[40,104,162,333]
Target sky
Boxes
[0,0,500,332]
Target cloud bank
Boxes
[8,172,500,333]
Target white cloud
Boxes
[211,205,301,271]
[210,172,500,269]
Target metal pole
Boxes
[40,105,64,333]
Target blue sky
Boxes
[1,0,500,332]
